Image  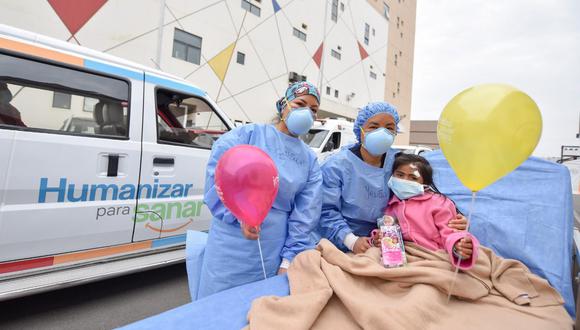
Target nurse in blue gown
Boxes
[318,102,467,254]
[198,82,323,298]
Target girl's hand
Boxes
[353,237,372,254]
[454,237,473,259]
[370,230,382,247]
[241,223,260,240]
[448,214,468,232]
[277,268,287,275]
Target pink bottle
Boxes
[376,215,406,268]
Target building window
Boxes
[52,92,71,109]
[400,32,403,38]
[331,0,338,22]
[236,51,245,65]
[334,89,339,98]
[372,28,376,36]
[83,97,99,112]
[370,72,377,80]
[383,2,390,19]
[364,23,370,45]
[399,50,403,56]
[340,2,345,11]
[401,20,404,27]
[394,53,398,65]
[172,29,202,65]
[288,72,307,84]
[293,28,307,41]
[326,86,331,95]
[331,49,341,60]
[397,17,400,29]
[241,0,261,17]
[392,92,396,98]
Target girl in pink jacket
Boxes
[384,153,479,270]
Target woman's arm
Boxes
[280,156,323,263]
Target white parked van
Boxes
[392,145,433,156]
[0,25,234,299]
[300,118,357,163]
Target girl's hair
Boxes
[392,152,463,215]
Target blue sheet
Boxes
[121,152,575,329]
[118,274,289,330]
[185,230,208,301]
[425,151,575,316]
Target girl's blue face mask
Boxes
[362,127,395,156]
[388,176,425,200]
[282,99,315,136]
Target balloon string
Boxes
[257,236,267,280]
[447,191,477,303]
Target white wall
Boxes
[0,0,389,123]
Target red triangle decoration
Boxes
[358,42,369,61]
[48,0,108,36]
[313,43,324,68]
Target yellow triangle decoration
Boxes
[208,42,236,82]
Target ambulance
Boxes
[301,118,432,162]
[300,118,357,163]
[0,24,233,299]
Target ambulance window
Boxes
[300,129,328,148]
[156,89,229,149]
[0,53,129,138]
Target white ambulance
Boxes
[300,118,357,163]
[0,24,233,299]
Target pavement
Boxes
[0,263,191,330]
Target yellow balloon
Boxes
[437,84,542,191]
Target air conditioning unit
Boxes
[288,72,307,83]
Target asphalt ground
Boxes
[0,263,190,330]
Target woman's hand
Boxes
[277,268,287,275]
[454,236,473,259]
[353,236,372,254]
[240,223,260,240]
[448,214,468,232]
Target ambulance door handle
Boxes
[107,154,119,177]
[153,157,174,166]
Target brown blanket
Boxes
[245,239,572,330]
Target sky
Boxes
[412,0,580,157]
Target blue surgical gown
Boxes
[198,124,322,298]
[318,147,398,251]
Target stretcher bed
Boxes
[120,151,577,329]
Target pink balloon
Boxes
[215,145,279,227]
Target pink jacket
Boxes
[385,192,479,270]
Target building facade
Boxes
[368,0,416,145]
[0,0,415,141]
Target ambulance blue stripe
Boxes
[84,59,143,81]
[145,74,206,97]
[151,234,187,248]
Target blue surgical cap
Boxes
[353,102,400,142]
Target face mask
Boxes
[388,176,425,200]
[283,101,314,136]
[0,89,12,103]
[362,127,395,156]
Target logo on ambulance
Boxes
[38,177,204,233]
